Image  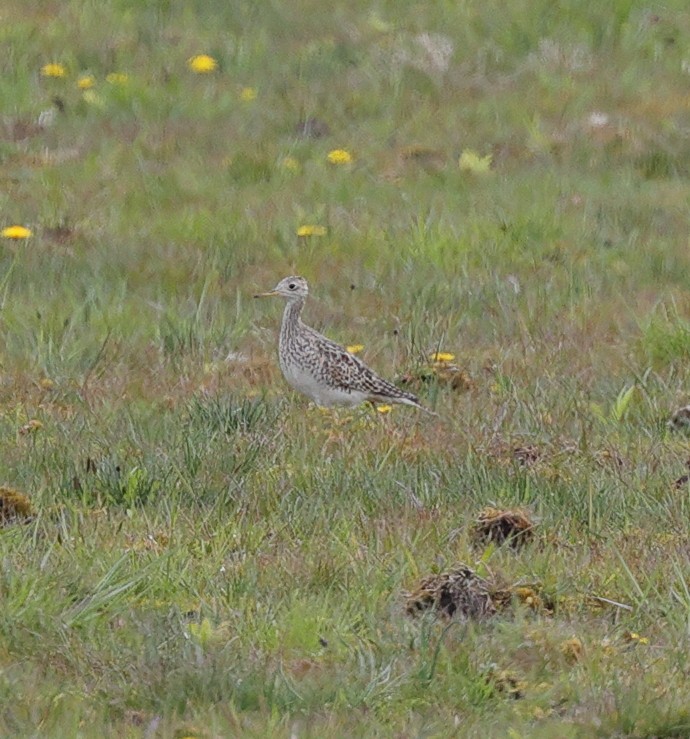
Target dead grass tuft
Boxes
[673,460,690,489]
[395,145,447,174]
[559,637,584,665]
[405,565,497,620]
[595,448,626,469]
[486,667,527,699]
[489,581,554,615]
[294,117,330,139]
[472,506,536,549]
[406,564,553,620]
[44,223,76,244]
[512,445,542,467]
[483,438,549,468]
[399,364,474,393]
[225,354,275,388]
[0,486,35,525]
[668,405,690,432]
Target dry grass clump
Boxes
[512,444,542,467]
[673,460,690,489]
[489,582,554,615]
[511,586,548,612]
[668,405,690,431]
[223,354,274,388]
[595,448,626,469]
[485,439,545,468]
[405,564,552,620]
[397,351,473,393]
[486,667,527,699]
[294,116,330,139]
[405,565,497,620]
[399,364,474,393]
[560,637,584,664]
[472,506,536,549]
[0,486,34,525]
[398,145,446,173]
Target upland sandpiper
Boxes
[255,276,433,413]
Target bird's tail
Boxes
[376,391,438,416]
[401,396,438,416]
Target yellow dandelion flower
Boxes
[376,405,393,414]
[77,74,96,90]
[624,631,649,645]
[41,63,67,78]
[296,225,327,237]
[106,72,129,85]
[430,351,455,363]
[188,54,218,73]
[280,156,300,172]
[327,149,353,165]
[459,149,492,173]
[1,226,32,239]
[239,86,257,101]
[346,344,364,354]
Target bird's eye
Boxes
[288,283,296,290]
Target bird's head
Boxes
[254,275,309,301]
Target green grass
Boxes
[2,0,690,736]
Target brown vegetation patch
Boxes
[405,565,497,620]
[0,486,34,525]
[406,564,554,620]
[395,145,447,173]
[399,364,474,393]
[512,444,542,467]
[4,118,43,142]
[672,459,690,489]
[124,532,170,554]
[559,637,584,665]
[44,223,76,244]
[583,594,633,615]
[286,658,322,679]
[511,586,552,613]
[490,582,554,615]
[18,419,43,435]
[486,667,527,699]
[674,474,689,489]
[123,710,150,727]
[595,448,626,469]
[668,405,690,431]
[472,506,535,549]
[225,353,275,388]
[294,117,330,139]
[484,437,581,471]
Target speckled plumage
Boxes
[255,276,432,412]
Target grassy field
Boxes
[2,1,690,736]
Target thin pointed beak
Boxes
[253,290,279,298]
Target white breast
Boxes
[280,358,367,407]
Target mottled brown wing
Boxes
[316,337,414,401]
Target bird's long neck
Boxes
[280,297,306,346]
